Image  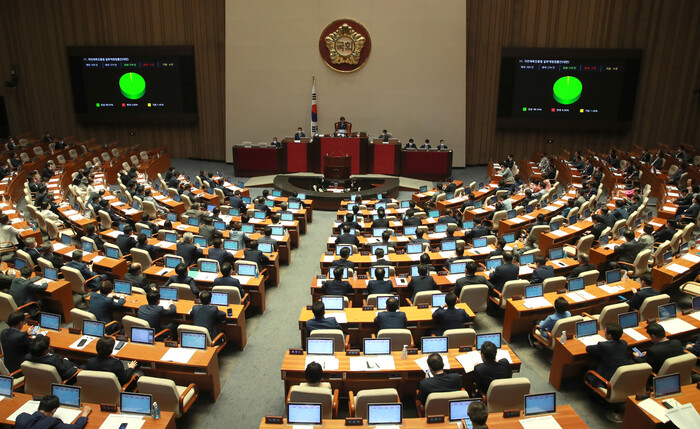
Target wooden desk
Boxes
[41,328,222,400]
[622,384,700,429]
[280,347,519,398]
[0,393,176,428]
[651,250,700,292]
[502,278,639,342]
[259,405,587,428]
[1,263,75,323]
[436,183,497,215]
[52,244,129,279]
[549,313,700,389]
[297,305,475,348]
[401,149,452,181]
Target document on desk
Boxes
[637,398,670,423]
[659,318,695,335]
[689,311,700,322]
[681,253,700,264]
[446,274,464,284]
[518,414,562,429]
[326,312,347,324]
[7,400,39,421]
[576,290,596,300]
[99,414,145,429]
[578,334,606,346]
[90,255,104,264]
[408,253,422,261]
[196,272,218,281]
[666,263,690,274]
[511,217,527,224]
[430,232,447,239]
[349,356,395,371]
[598,284,624,294]
[305,355,339,370]
[53,407,82,424]
[569,225,582,231]
[69,335,96,350]
[523,297,551,309]
[231,275,252,285]
[666,403,700,429]
[161,347,196,364]
[519,266,534,275]
[106,230,123,238]
[565,292,586,303]
[159,300,175,310]
[550,230,568,237]
[623,328,648,341]
[414,354,450,372]
[455,350,512,373]
[439,251,456,259]
[471,246,491,254]
[52,243,68,251]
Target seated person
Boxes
[370,248,395,267]
[530,255,554,284]
[585,323,630,388]
[163,263,200,298]
[633,323,684,373]
[27,334,79,381]
[213,262,244,295]
[407,264,438,299]
[590,214,608,240]
[15,394,91,428]
[330,246,355,269]
[305,301,342,335]
[488,237,506,258]
[445,246,470,268]
[302,361,331,389]
[191,291,227,338]
[208,238,235,266]
[403,211,422,226]
[467,401,488,429]
[88,280,125,324]
[83,336,137,385]
[321,266,353,296]
[374,297,407,330]
[464,218,490,241]
[65,250,105,291]
[1,311,29,373]
[489,251,519,294]
[135,233,158,260]
[371,208,389,228]
[339,213,362,231]
[124,263,155,293]
[628,273,659,311]
[9,267,48,309]
[257,226,278,252]
[335,224,360,246]
[437,209,459,225]
[567,253,594,278]
[535,297,570,340]
[454,261,493,296]
[137,290,177,334]
[514,236,538,261]
[243,242,270,270]
[367,267,393,295]
[473,340,512,394]
[686,334,700,356]
[417,353,462,405]
[432,293,469,335]
[380,230,396,250]
[176,232,203,267]
[409,229,430,245]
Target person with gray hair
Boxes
[177,231,203,266]
[24,236,41,264]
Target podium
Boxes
[401,149,453,180]
[323,155,351,180]
[313,136,368,175]
[282,137,313,172]
[369,139,401,175]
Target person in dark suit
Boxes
[371,208,390,228]
[88,280,125,324]
[567,253,595,279]
[590,214,608,241]
[374,297,407,330]
[445,247,471,268]
[213,262,244,295]
[640,148,652,163]
[15,394,91,429]
[191,291,227,338]
[65,251,104,292]
[417,353,462,404]
[612,230,645,268]
[270,137,281,148]
[436,140,448,150]
[634,323,684,373]
[40,242,63,270]
[531,255,554,284]
[134,233,158,261]
[83,224,104,252]
[402,211,422,226]
[137,290,177,333]
[139,214,160,235]
[407,264,438,299]
[294,127,305,140]
[199,216,223,246]
[454,261,494,296]
[335,224,360,246]
[473,340,512,394]
[679,195,700,222]
[176,232,203,267]
[1,311,29,372]
[322,267,353,296]
[370,248,395,267]
[330,247,355,270]
[9,267,47,308]
[124,263,154,293]
[115,225,137,258]
[585,324,630,388]
[257,226,279,252]
[339,213,362,231]
[26,334,79,381]
[628,273,660,310]
[686,334,700,356]
[432,293,469,335]
[83,336,137,385]
[229,190,248,211]
[488,237,506,258]
[464,218,490,241]
[410,229,430,246]
[335,116,349,134]
[437,209,459,225]
[163,263,200,298]
[306,301,342,335]
[599,206,616,228]
[24,237,41,264]
[611,199,628,221]
[419,139,431,150]
[378,129,391,142]
[489,251,519,293]
[404,138,417,149]
[208,238,234,266]
[243,242,270,269]
[367,267,393,295]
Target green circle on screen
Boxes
[119,72,146,100]
[553,76,582,105]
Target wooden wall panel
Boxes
[0,0,224,160]
[466,0,700,165]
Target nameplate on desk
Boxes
[682,309,694,315]
[438,271,448,276]
[346,349,360,356]
[363,306,374,311]
[512,295,523,301]
[361,251,369,256]
[502,410,521,418]
[317,274,327,279]
[345,417,363,426]
[426,415,445,423]
[164,341,178,348]
[459,346,472,353]
[417,303,429,309]
[635,393,650,401]
[407,348,418,355]
[399,273,408,278]
[396,250,405,255]
[116,335,128,342]
[68,328,81,335]
[289,348,304,355]
[556,289,567,294]
[100,404,118,412]
[265,416,284,424]
[358,275,368,280]
[646,318,657,324]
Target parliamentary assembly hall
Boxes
[0,1,699,428]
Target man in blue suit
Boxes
[374,297,407,330]
[191,291,227,338]
[15,395,91,428]
[88,280,125,328]
[306,301,342,335]
[65,250,104,291]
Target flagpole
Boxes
[311,75,318,136]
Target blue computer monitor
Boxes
[336,244,353,256]
[410,265,420,277]
[271,226,284,236]
[373,228,386,237]
[258,242,273,253]
[476,333,501,349]
[524,392,557,416]
[265,200,274,207]
[164,232,178,243]
[367,404,402,426]
[130,327,154,345]
[139,227,151,237]
[486,258,502,270]
[567,277,585,292]
[238,264,257,276]
[228,208,240,216]
[61,233,71,246]
[419,185,428,193]
[653,373,681,398]
[450,262,466,274]
[503,233,515,244]
[242,196,251,204]
[463,220,474,229]
[297,193,306,200]
[507,210,516,219]
[173,194,181,202]
[281,212,294,221]
[193,236,207,247]
[180,331,207,350]
[441,240,457,251]
[52,384,81,408]
[289,201,301,210]
[473,237,487,248]
[200,260,218,273]
[254,211,266,219]
[435,223,448,233]
[448,399,482,423]
[428,210,440,218]
[524,284,543,298]
[403,226,417,236]
[306,338,335,355]
[287,403,322,426]
[105,246,119,259]
[241,224,255,233]
[164,255,181,268]
[0,375,13,398]
[569,215,578,225]
[223,239,239,251]
[272,190,282,197]
[213,221,226,230]
[519,253,535,265]
[375,295,397,311]
[120,392,153,415]
[549,248,564,260]
[83,320,104,337]
[406,243,423,254]
[474,200,483,209]
[658,303,677,321]
[210,292,229,307]
[114,280,132,295]
[526,204,534,213]
[400,201,410,208]
[431,294,447,308]
[375,202,387,210]
[549,221,559,232]
[605,269,622,284]
[372,245,389,255]
[40,312,61,331]
[81,240,94,253]
[599,235,610,246]
[14,258,26,270]
[44,266,58,281]
[321,296,344,311]
[618,311,639,329]
[166,212,178,222]
[363,338,392,355]
[159,287,178,301]
[693,296,700,312]
[575,320,598,338]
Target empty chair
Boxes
[211,286,247,306]
[443,328,476,349]
[349,388,400,418]
[638,294,671,321]
[585,363,652,420]
[131,248,156,270]
[377,329,414,350]
[0,360,24,390]
[542,276,566,294]
[76,370,130,405]
[617,249,652,278]
[61,266,98,296]
[485,378,531,413]
[579,269,600,286]
[177,324,226,351]
[20,152,30,163]
[68,149,79,160]
[0,291,39,322]
[421,390,470,417]
[564,234,594,257]
[586,303,630,329]
[657,352,697,385]
[287,385,339,419]
[491,280,528,309]
[458,284,489,313]
[101,152,111,162]
[309,329,348,352]
[137,376,198,418]
[411,290,443,306]
[33,146,44,157]
[111,148,120,158]
[140,151,149,162]
[130,155,141,167]
[169,283,197,301]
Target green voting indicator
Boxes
[553,76,582,105]
[119,72,146,100]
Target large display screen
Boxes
[497,48,642,130]
[67,46,197,124]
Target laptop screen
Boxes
[228,208,240,216]
[567,277,585,292]
[213,221,226,230]
[605,269,622,284]
[450,262,466,274]
[524,392,556,416]
[52,384,81,408]
[223,240,239,251]
[525,284,543,298]
[114,280,132,295]
[140,227,151,237]
[258,242,273,253]
[281,212,294,221]
[486,258,502,270]
[372,245,389,256]
[272,190,282,197]
[83,320,105,337]
[131,327,154,345]
[507,210,516,219]
[367,403,402,426]
[375,202,387,210]
[428,210,440,218]
[431,294,447,308]
[188,217,200,226]
[159,287,178,301]
[297,193,306,200]
[200,261,218,273]
[403,226,418,236]
[653,373,681,398]
[166,212,177,222]
[576,320,598,338]
[254,211,266,219]
[400,201,410,208]
[435,223,448,233]
[289,202,301,210]
[476,333,501,350]
[164,232,178,243]
[44,266,58,281]
[238,264,256,276]
[105,246,119,259]
[13,258,26,269]
[180,332,207,350]
[193,236,207,248]
[503,233,515,244]
[306,338,334,355]
[549,247,564,260]
[421,336,448,354]
[569,215,578,225]
[40,312,60,331]
[618,311,639,329]
[473,237,487,248]
[406,243,423,254]
[241,224,255,234]
[164,255,181,268]
[287,403,322,425]
[549,221,559,232]
[474,201,484,209]
[81,240,94,253]
[210,292,229,306]
[658,303,677,321]
[0,375,12,397]
[599,235,609,246]
[449,399,482,422]
[121,392,153,415]
[419,185,428,193]
[376,296,397,311]
[410,265,420,277]
[321,296,344,311]
[61,234,71,245]
[519,253,534,265]
[441,240,457,251]
[364,338,392,355]
[373,228,387,237]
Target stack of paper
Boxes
[623,328,647,341]
[519,266,534,275]
[53,407,82,424]
[576,290,596,300]
[566,292,585,303]
[455,350,513,372]
[523,297,551,309]
[637,398,670,423]
[598,284,623,294]
[659,318,695,335]
[681,253,700,264]
[439,251,456,258]
[666,264,690,274]
[305,355,339,370]
[161,347,196,364]
[414,354,450,372]
[519,415,562,429]
[578,334,606,346]
[99,414,145,429]
[326,313,347,324]
[7,400,39,421]
[666,403,700,429]
[349,355,395,371]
